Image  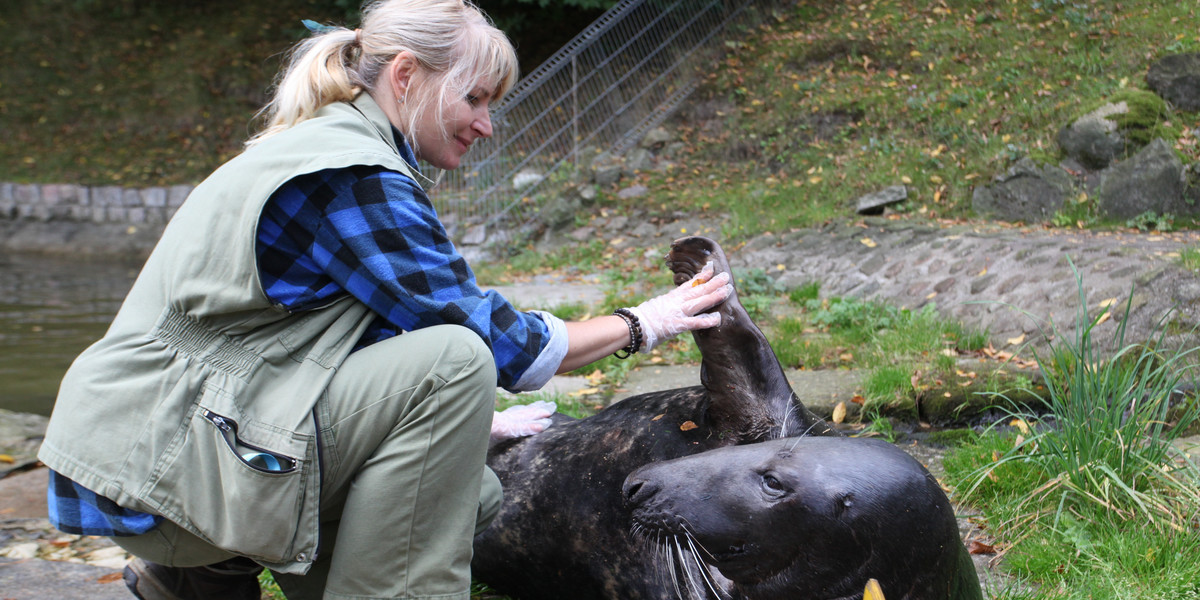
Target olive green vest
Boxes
[39,93,419,574]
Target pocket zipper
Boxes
[201,409,298,473]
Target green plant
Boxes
[1180,246,1200,271]
[958,263,1200,530]
[788,281,821,303]
[1125,210,1175,232]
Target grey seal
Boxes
[472,236,981,600]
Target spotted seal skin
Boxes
[624,437,984,600]
[471,236,980,600]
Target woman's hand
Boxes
[491,400,557,441]
[628,262,732,351]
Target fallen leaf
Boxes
[1006,333,1025,346]
[651,414,664,421]
[832,402,847,424]
[1010,418,1031,435]
[864,578,886,600]
[0,454,13,464]
[850,394,865,405]
[968,540,996,554]
[1096,311,1111,325]
[680,421,699,431]
[98,572,124,584]
[569,387,599,397]
[860,237,877,248]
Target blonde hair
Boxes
[247,0,519,149]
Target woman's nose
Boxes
[473,110,493,139]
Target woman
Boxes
[38,1,731,599]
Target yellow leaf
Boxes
[901,175,913,184]
[569,387,599,397]
[861,237,877,248]
[1096,311,1111,325]
[929,175,943,184]
[864,578,886,600]
[651,414,665,421]
[809,176,823,184]
[0,454,14,464]
[1014,434,1025,447]
[1009,418,1031,435]
[680,421,699,431]
[1006,333,1025,346]
[832,402,847,424]
[839,352,854,362]
[586,369,605,385]
[1098,298,1117,308]
[941,348,958,357]
[776,264,786,271]
[978,267,988,277]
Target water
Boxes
[0,253,140,416]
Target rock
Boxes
[622,147,653,177]
[971,158,1075,222]
[855,185,908,215]
[1146,52,1200,111]
[590,151,623,186]
[512,169,543,190]
[617,184,649,200]
[1098,138,1185,219]
[1181,163,1200,214]
[1056,102,1128,170]
[639,127,673,149]
[537,194,583,231]
[461,224,487,246]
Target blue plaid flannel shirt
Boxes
[49,127,566,536]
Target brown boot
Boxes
[123,556,263,600]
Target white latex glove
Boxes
[491,400,557,441]
[627,261,732,352]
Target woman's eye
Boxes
[465,94,479,106]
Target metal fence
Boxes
[428,0,767,230]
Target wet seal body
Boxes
[472,237,982,600]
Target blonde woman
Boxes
[38,0,730,598]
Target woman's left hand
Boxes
[491,400,557,441]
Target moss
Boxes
[925,428,980,447]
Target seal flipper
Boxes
[666,236,836,441]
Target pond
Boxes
[0,253,140,416]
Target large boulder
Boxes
[1172,162,1200,217]
[971,157,1075,222]
[1098,138,1185,219]
[1146,52,1200,112]
[1057,90,1170,170]
[1057,102,1128,170]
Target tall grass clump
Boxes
[945,262,1200,596]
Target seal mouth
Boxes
[710,544,747,562]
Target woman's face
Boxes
[409,77,495,171]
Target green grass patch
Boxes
[943,268,1200,597]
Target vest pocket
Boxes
[142,390,316,566]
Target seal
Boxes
[624,437,983,600]
[471,236,982,600]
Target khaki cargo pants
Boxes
[114,325,503,599]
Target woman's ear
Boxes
[389,51,418,101]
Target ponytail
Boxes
[247,0,518,150]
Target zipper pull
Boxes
[203,410,233,432]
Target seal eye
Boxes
[761,473,788,498]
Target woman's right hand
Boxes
[628,262,731,352]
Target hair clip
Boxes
[302,19,337,34]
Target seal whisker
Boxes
[685,533,729,600]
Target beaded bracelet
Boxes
[612,308,644,359]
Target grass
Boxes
[942,270,1200,598]
[627,0,1200,236]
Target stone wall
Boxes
[0,182,191,256]
[0,182,193,226]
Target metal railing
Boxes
[428,0,766,230]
